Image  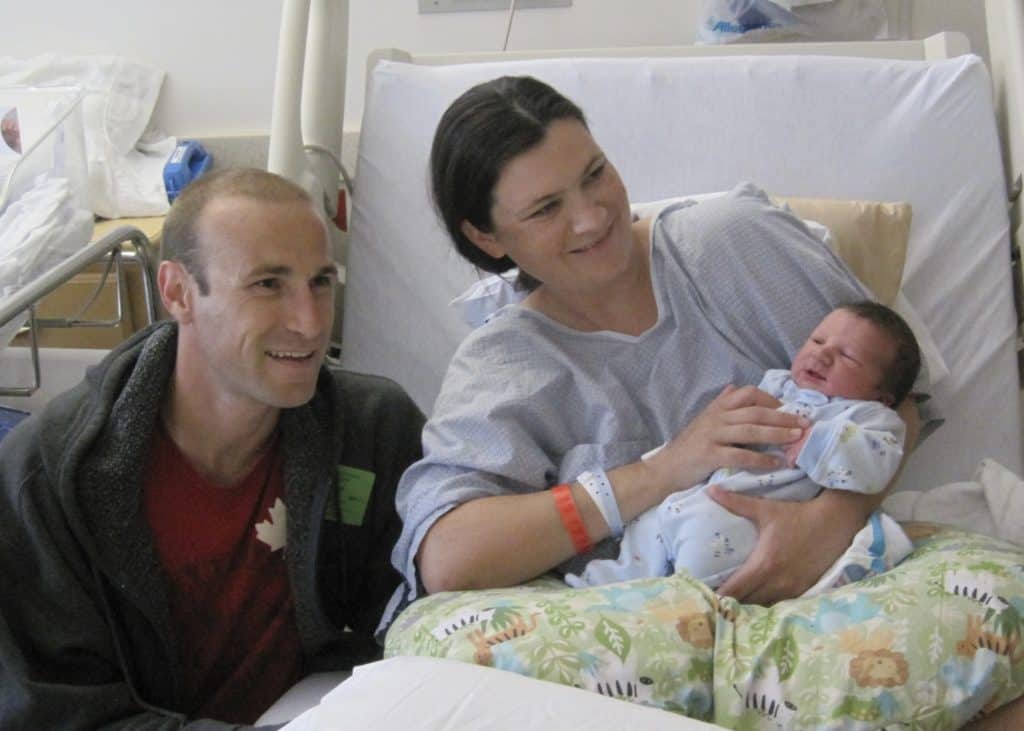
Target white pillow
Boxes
[890,291,949,389]
[883,458,1024,542]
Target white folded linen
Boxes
[0,173,93,348]
[884,459,1024,545]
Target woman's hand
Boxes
[709,486,870,604]
[711,398,921,605]
[783,430,810,467]
[644,384,807,495]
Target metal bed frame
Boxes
[0,225,158,397]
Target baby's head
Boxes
[791,301,921,406]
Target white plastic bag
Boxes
[0,54,173,218]
[697,0,894,45]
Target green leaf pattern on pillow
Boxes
[385,527,1024,729]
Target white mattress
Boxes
[279,656,724,730]
[343,52,1023,492]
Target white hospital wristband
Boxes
[641,444,666,462]
[578,469,624,539]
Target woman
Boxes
[383,75,1024,729]
[386,74,920,619]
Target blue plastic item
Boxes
[0,405,29,444]
[163,139,213,202]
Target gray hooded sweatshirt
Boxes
[0,322,424,729]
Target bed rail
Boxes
[985,0,1024,374]
[0,225,157,397]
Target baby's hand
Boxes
[783,430,809,467]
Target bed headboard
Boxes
[366,32,969,69]
[341,32,1024,494]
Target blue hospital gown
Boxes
[383,182,875,630]
[565,369,913,592]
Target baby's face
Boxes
[791,309,894,402]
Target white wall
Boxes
[0,0,285,137]
[0,0,991,139]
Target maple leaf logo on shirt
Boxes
[255,497,287,552]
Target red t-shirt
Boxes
[144,427,303,723]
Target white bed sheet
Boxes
[279,656,724,730]
[343,52,1023,493]
[885,457,1024,545]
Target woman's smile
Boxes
[568,221,613,255]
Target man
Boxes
[0,169,425,728]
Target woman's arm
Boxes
[711,398,921,604]
[417,460,651,593]
[417,384,808,593]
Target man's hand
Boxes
[709,485,868,604]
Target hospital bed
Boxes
[343,30,1023,496]
[257,0,1024,728]
[0,226,158,399]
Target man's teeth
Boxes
[267,350,313,360]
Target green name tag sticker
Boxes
[338,466,376,526]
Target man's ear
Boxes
[158,261,195,324]
[460,220,506,261]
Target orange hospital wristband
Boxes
[552,484,593,554]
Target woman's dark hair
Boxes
[840,300,922,405]
[430,76,587,289]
